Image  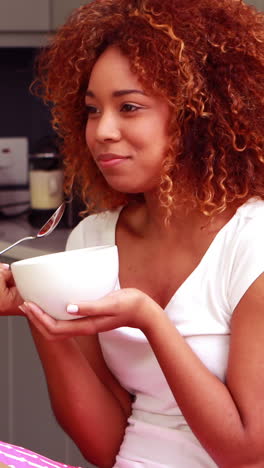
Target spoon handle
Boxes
[0,236,36,256]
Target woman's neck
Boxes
[137,193,237,243]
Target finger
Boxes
[25,301,117,336]
[66,290,123,317]
[0,267,12,284]
[19,303,54,339]
[25,301,132,336]
[23,302,59,328]
[21,303,69,341]
[0,267,18,296]
[24,301,97,337]
[0,269,23,313]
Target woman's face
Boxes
[85,46,170,194]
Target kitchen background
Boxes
[0,1,94,467]
[0,0,263,467]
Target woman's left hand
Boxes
[20,288,162,340]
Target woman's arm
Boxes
[28,323,132,468]
[0,264,132,467]
[143,273,264,468]
[22,273,264,468]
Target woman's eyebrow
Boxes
[113,89,146,97]
[85,89,146,98]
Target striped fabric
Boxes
[0,442,83,468]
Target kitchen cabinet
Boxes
[0,0,50,32]
[52,0,90,30]
[50,0,264,28]
[0,0,263,47]
[0,0,91,47]
[246,0,264,8]
[0,220,95,467]
[0,315,94,466]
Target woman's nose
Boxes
[95,111,121,142]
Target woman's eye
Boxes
[86,105,99,116]
[121,103,141,112]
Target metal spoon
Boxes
[0,202,66,256]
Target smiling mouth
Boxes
[96,153,131,167]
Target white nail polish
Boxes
[67,304,79,314]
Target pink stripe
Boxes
[0,442,83,468]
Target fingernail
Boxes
[67,304,79,314]
[1,263,10,270]
[18,304,27,314]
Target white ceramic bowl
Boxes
[11,245,118,320]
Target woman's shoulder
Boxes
[236,197,264,221]
[226,198,264,255]
[224,198,264,309]
[66,206,123,250]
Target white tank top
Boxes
[66,198,264,467]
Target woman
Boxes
[0,0,264,467]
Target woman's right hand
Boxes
[0,263,23,316]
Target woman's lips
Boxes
[96,153,130,168]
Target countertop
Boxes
[0,215,71,262]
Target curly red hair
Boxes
[33,0,264,217]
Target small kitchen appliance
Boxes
[28,136,84,229]
[28,136,64,228]
[0,137,30,216]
